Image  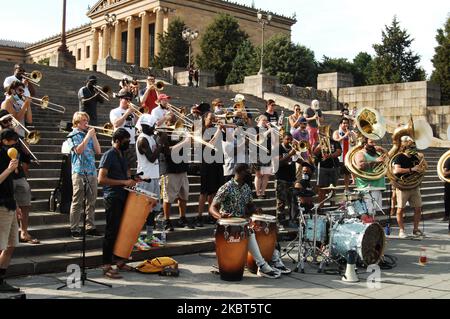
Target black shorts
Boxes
[340,162,351,176]
[200,164,224,195]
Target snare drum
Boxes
[304,215,328,243]
[246,214,278,274]
[114,187,158,259]
[215,218,249,281]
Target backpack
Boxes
[135,257,179,276]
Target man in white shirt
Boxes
[110,89,138,170]
[3,64,35,98]
[150,94,171,127]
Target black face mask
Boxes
[120,141,130,152]
[366,145,377,157]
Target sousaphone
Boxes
[345,107,387,180]
[437,125,450,183]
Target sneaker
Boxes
[195,216,204,228]
[165,220,174,232]
[272,263,292,275]
[71,231,83,240]
[257,263,281,279]
[134,238,151,251]
[413,229,424,237]
[399,229,407,239]
[179,217,195,229]
[144,235,164,247]
[0,281,20,293]
[86,229,103,237]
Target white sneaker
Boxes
[257,263,281,279]
[272,263,292,275]
[399,230,407,239]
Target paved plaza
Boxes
[4,219,450,300]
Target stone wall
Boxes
[0,46,26,64]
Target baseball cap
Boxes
[299,117,307,124]
[115,89,133,100]
[232,94,245,103]
[136,114,157,131]
[157,94,171,101]
[87,75,97,82]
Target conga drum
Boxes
[215,218,249,281]
[246,214,278,274]
[114,187,158,259]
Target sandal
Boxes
[117,262,135,272]
[19,236,40,244]
[103,267,122,279]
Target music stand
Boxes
[58,134,112,290]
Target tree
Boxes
[369,16,426,84]
[226,40,259,84]
[431,16,450,105]
[318,56,355,74]
[154,18,189,68]
[262,34,317,87]
[197,14,248,85]
[353,52,373,86]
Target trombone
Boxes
[8,115,41,145]
[22,71,43,87]
[94,85,112,101]
[26,96,66,114]
[18,138,40,165]
[88,123,114,137]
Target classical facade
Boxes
[0,0,296,71]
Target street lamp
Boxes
[257,10,272,75]
[104,13,117,57]
[182,28,199,68]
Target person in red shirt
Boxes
[140,75,159,114]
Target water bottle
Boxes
[155,213,166,244]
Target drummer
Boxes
[353,138,387,220]
[209,164,291,278]
[98,128,141,279]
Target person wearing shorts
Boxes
[0,128,21,292]
[393,136,426,238]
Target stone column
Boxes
[91,28,100,70]
[139,11,150,68]
[126,16,136,64]
[113,20,122,61]
[101,25,111,59]
[154,7,164,57]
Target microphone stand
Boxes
[58,134,112,290]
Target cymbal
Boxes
[321,184,347,190]
[354,186,386,192]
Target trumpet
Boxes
[154,81,165,91]
[88,123,114,137]
[26,96,66,114]
[94,85,112,101]
[22,70,43,87]
[127,101,143,117]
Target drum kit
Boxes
[288,184,386,274]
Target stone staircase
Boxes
[0,61,447,277]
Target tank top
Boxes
[355,152,386,189]
[136,133,159,180]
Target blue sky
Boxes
[0,0,448,76]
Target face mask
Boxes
[120,141,130,151]
[302,174,311,181]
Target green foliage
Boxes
[226,40,259,84]
[369,16,426,84]
[37,58,50,66]
[318,56,354,74]
[154,18,189,68]
[262,34,317,87]
[352,52,373,86]
[431,16,450,105]
[197,14,248,85]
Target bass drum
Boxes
[330,219,385,266]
